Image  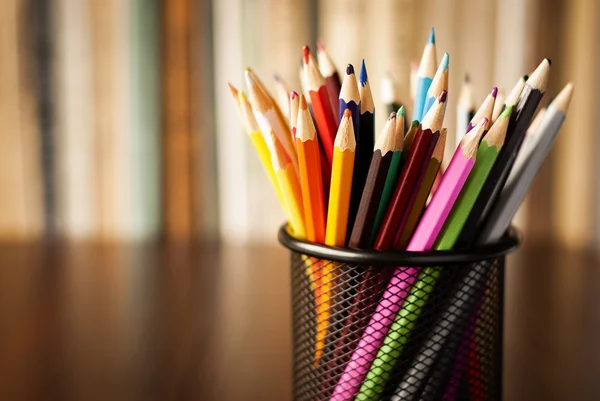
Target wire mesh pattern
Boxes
[289,253,504,401]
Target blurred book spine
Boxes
[54,0,97,238]
[161,0,195,241]
[0,0,44,239]
[131,0,162,239]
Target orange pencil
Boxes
[296,94,326,243]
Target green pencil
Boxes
[370,106,406,242]
[355,108,512,400]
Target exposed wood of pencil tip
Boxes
[238,91,260,133]
[340,64,360,103]
[505,75,528,107]
[432,128,447,161]
[316,39,338,77]
[526,58,551,92]
[550,82,574,113]
[228,82,239,99]
[417,29,438,78]
[269,129,291,169]
[374,113,398,154]
[290,91,299,128]
[244,69,272,114]
[296,95,316,141]
[302,46,326,91]
[484,106,512,148]
[460,118,488,159]
[470,87,498,129]
[335,109,356,151]
[427,52,449,96]
[421,90,447,133]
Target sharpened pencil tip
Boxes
[546,58,552,66]
[440,52,449,71]
[438,90,447,103]
[346,64,355,75]
[523,74,529,81]
[360,59,368,85]
[227,82,239,96]
[302,46,310,64]
[411,120,419,128]
[316,39,324,51]
[397,105,405,117]
[491,87,498,98]
[290,91,299,100]
[500,105,513,119]
[299,94,308,109]
[428,27,435,44]
[388,112,397,120]
[343,108,352,118]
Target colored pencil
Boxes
[395,127,447,249]
[455,58,550,248]
[371,106,405,240]
[346,60,375,242]
[491,89,506,122]
[296,94,327,244]
[315,109,357,365]
[391,83,567,400]
[437,108,511,248]
[456,74,475,149]
[303,45,338,167]
[348,113,398,249]
[342,117,485,401]
[245,69,298,172]
[467,87,497,133]
[413,28,437,122]
[318,39,342,121]
[268,129,306,239]
[504,74,528,108]
[380,118,488,401]
[422,52,449,116]
[339,64,360,139]
[273,74,292,122]
[374,90,447,251]
[228,82,242,117]
[480,82,573,243]
[233,89,287,215]
[507,106,547,186]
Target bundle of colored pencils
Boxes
[229,28,573,401]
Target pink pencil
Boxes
[330,118,487,401]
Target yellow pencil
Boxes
[314,108,356,365]
[268,129,306,239]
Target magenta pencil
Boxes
[329,118,487,401]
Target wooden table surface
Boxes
[0,240,598,400]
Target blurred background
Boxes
[1,0,598,250]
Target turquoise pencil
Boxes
[412,28,437,122]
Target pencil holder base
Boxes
[279,225,519,401]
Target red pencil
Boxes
[302,46,338,168]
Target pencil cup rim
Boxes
[278,223,520,266]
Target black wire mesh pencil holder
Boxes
[279,225,519,401]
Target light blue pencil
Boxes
[422,52,449,117]
[412,27,437,122]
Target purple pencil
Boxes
[330,118,487,401]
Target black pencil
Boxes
[455,58,550,248]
